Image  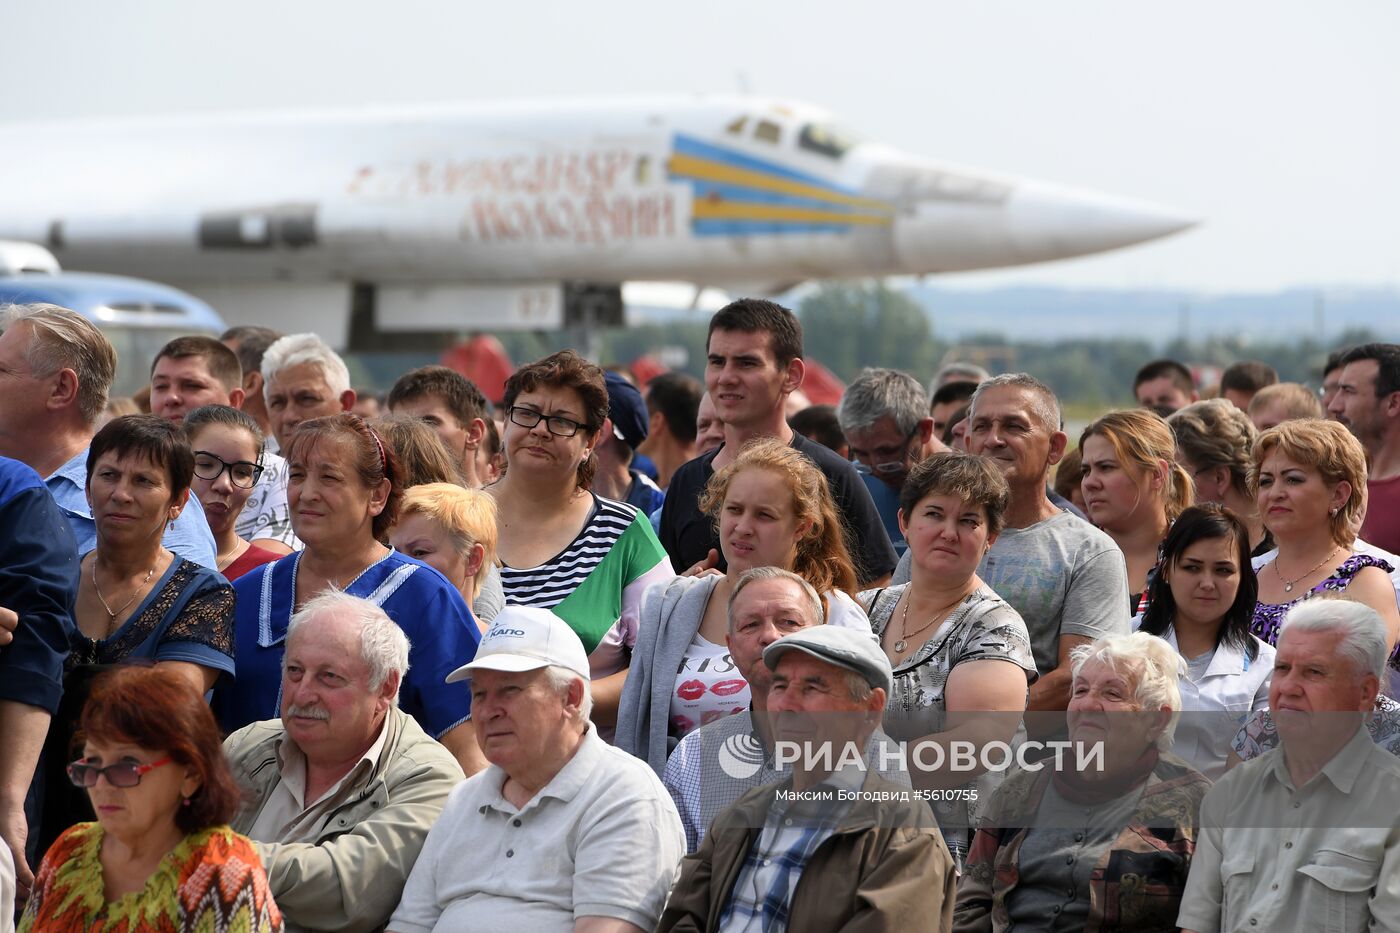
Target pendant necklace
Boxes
[1274,546,1340,593]
[893,589,968,653]
[92,559,158,629]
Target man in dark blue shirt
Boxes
[0,455,78,898]
[659,299,895,587]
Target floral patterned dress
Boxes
[20,823,282,932]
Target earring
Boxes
[181,797,191,808]
[1330,507,1338,517]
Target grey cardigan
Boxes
[615,575,873,775]
[615,575,720,775]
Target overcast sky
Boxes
[3,0,1396,293]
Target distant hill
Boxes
[629,283,1400,345]
[902,284,1400,343]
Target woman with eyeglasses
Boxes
[217,413,485,774]
[489,350,674,729]
[38,415,236,854]
[184,405,282,581]
[22,666,281,932]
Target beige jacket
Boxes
[225,706,464,933]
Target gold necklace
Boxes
[1274,546,1341,593]
[91,558,158,627]
[892,588,969,653]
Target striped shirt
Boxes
[500,494,673,678]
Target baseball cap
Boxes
[445,606,589,684]
[604,370,650,450]
[763,626,893,696]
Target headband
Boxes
[367,426,388,475]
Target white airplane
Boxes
[0,96,1195,346]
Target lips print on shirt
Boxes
[711,679,747,697]
[677,680,706,701]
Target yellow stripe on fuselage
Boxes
[667,153,892,213]
[691,200,893,226]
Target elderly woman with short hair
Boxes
[953,632,1211,933]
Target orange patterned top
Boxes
[20,822,282,932]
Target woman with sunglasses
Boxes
[38,415,236,854]
[22,666,281,932]
[489,351,673,730]
[184,405,282,581]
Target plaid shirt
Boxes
[663,709,910,852]
[716,767,864,933]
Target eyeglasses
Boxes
[507,406,589,438]
[67,756,172,788]
[193,451,265,488]
[852,429,918,475]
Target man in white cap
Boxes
[388,606,685,933]
[659,624,956,932]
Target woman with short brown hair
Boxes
[490,350,673,728]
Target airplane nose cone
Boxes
[890,174,1198,273]
[1005,180,1198,260]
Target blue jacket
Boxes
[0,457,78,713]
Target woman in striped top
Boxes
[489,351,674,730]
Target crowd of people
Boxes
[1,296,1399,932]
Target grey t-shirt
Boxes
[474,564,505,625]
[892,510,1130,675]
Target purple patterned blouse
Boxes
[1250,552,1398,668]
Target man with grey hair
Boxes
[838,367,943,557]
[0,302,217,567]
[1180,599,1400,933]
[225,589,464,933]
[659,623,954,931]
[261,332,356,453]
[388,606,685,933]
[930,360,990,394]
[662,567,909,852]
[900,372,1130,722]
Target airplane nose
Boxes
[1002,180,1198,261]
[890,174,1198,272]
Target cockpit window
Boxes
[799,123,857,159]
[754,119,782,144]
[726,116,748,136]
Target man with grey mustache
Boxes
[223,589,465,932]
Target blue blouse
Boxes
[220,549,481,739]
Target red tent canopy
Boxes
[440,335,515,405]
[800,358,846,406]
[629,355,669,389]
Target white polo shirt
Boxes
[388,724,685,933]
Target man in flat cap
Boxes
[657,625,956,932]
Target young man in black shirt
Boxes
[658,299,895,587]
